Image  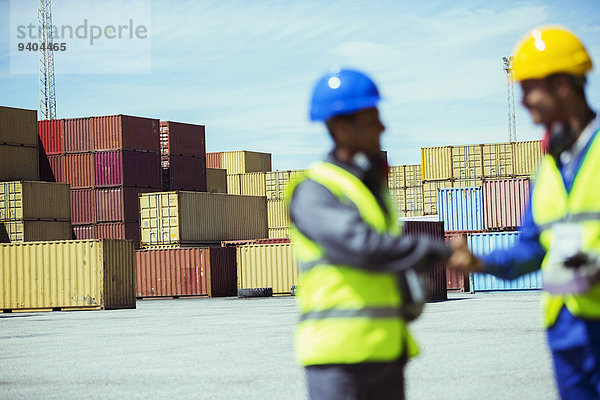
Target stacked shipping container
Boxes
[0,181,72,243]
[139,191,268,247]
[159,121,207,191]
[1,107,40,181]
[420,141,541,215]
[426,142,541,292]
[39,114,164,248]
[388,165,423,217]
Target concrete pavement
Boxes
[0,292,558,399]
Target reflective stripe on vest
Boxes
[287,161,418,366]
[532,130,600,328]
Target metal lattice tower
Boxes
[39,0,56,120]
[502,56,516,142]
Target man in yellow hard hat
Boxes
[449,26,598,399]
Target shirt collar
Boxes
[560,114,599,165]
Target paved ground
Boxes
[0,292,558,399]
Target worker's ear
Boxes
[549,75,574,99]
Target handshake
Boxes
[446,237,485,273]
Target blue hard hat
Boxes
[309,68,381,122]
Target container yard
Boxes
[7,3,594,397]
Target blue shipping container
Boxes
[438,187,484,231]
[469,231,543,291]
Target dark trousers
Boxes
[305,360,406,400]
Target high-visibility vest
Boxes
[287,161,418,366]
[531,129,600,327]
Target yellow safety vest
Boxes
[532,130,600,327]
[287,161,418,366]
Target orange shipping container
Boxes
[206,152,222,169]
[135,247,237,298]
[63,118,92,153]
[91,115,160,152]
[63,153,94,188]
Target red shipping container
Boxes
[168,155,207,191]
[72,224,94,240]
[91,115,160,153]
[160,121,206,157]
[135,247,236,298]
[39,153,63,183]
[37,119,63,155]
[402,221,447,301]
[206,152,221,169]
[483,178,530,231]
[63,118,92,153]
[95,186,159,223]
[70,188,95,224]
[444,232,470,292]
[63,153,94,188]
[95,222,140,249]
[94,150,161,188]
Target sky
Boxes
[1,0,599,170]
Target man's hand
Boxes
[448,237,484,273]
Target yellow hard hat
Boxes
[512,26,593,81]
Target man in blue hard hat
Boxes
[286,68,451,400]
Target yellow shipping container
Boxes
[265,169,306,200]
[139,191,267,247]
[389,187,404,213]
[421,147,452,181]
[0,106,38,147]
[227,172,266,196]
[206,168,227,193]
[0,181,71,221]
[423,180,454,215]
[482,142,513,178]
[0,144,39,182]
[1,220,72,243]
[267,200,290,229]
[452,144,483,180]
[389,187,423,217]
[405,186,424,215]
[221,151,272,174]
[388,165,421,189]
[513,140,543,177]
[0,239,135,311]
[268,227,290,239]
[236,243,298,294]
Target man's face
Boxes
[519,78,564,127]
[334,107,385,156]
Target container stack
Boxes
[437,177,539,292]
[265,169,305,238]
[159,121,207,191]
[0,107,72,243]
[1,107,136,313]
[420,141,542,216]
[39,114,164,248]
[0,181,72,242]
[388,164,423,217]
[1,106,40,181]
[138,191,268,248]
